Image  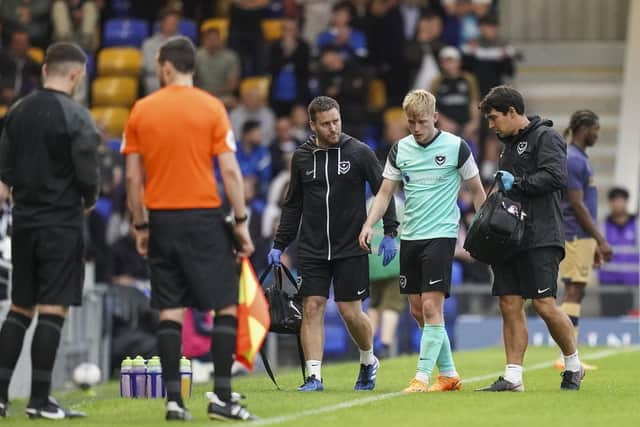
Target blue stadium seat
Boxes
[153,19,198,43]
[107,139,122,152]
[110,0,131,17]
[103,19,149,48]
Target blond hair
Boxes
[402,89,436,117]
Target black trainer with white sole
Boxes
[0,398,8,418]
[206,392,258,421]
[166,401,193,421]
[25,396,86,420]
[474,376,525,392]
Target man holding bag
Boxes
[268,96,399,392]
[475,86,585,392]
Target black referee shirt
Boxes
[0,88,100,230]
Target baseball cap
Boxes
[439,46,461,61]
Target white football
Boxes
[72,362,101,389]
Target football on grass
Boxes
[72,362,101,389]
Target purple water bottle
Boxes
[131,356,147,398]
[120,357,132,398]
[146,356,164,398]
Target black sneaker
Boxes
[206,392,258,421]
[166,401,193,421]
[560,367,585,391]
[25,396,86,420]
[474,376,525,392]
[0,398,8,418]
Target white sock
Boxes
[415,371,429,384]
[504,364,523,384]
[359,348,375,366]
[306,360,322,380]
[440,370,459,378]
[564,351,581,372]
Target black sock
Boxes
[0,311,32,401]
[158,320,183,406]
[30,314,64,406]
[211,315,237,402]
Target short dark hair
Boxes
[479,14,498,26]
[242,120,261,135]
[308,96,340,122]
[608,187,629,201]
[158,36,196,73]
[159,7,180,21]
[44,42,87,75]
[479,85,525,115]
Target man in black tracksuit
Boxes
[268,96,398,391]
[474,86,585,393]
[0,43,99,419]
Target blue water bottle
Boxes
[131,356,147,398]
[179,357,192,399]
[146,356,164,398]
[120,357,133,398]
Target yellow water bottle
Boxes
[179,357,192,398]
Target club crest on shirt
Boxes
[338,160,351,175]
[399,275,407,289]
[517,141,528,155]
[435,155,446,166]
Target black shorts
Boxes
[298,255,369,302]
[11,227,84,307]
[148,209,238,311]
[492,246,564,299]
[399,238,456,297]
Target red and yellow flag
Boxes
[236,258,270,370]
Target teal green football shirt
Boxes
[383,131,478,240]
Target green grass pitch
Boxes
[2,346,638,426]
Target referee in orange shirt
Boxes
[122,36,256,421]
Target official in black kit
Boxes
[0,42,99,419]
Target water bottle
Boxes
[120,357,133,398]
[179,357,192,399]
[131,356,147,398]
[146,356,164,399]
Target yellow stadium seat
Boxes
[91,107,130,138]
[240,76,271,103]
[28,47,44,64]
[368,79,387,112]
[383,107,405,125]
[0,105,8,118]
[200,18,229,40]
[97,47,143,77]
[261,19,283,42]
[92,77,138,107]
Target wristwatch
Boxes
[385,230,398,238]
[234,213,249,224]
[134,222,149,231]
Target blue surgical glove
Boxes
[267,248,282,266]
[378,236,398,267]
[496,170,515,191]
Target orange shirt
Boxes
[121,85,236,209]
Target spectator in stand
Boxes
[195,27,241,109]
[598,188,639,316]
[230,86,276,146]
[0,29,40,105]
[430,46,480,140]
[267,17,311,116]
[316,2,368,61]
[375,116,408,163]
[406,12,445,91]
[51,0,99,52]
[236,121,272,198]
[110,222,149,287]
[316,45,370,140]
[289,103,312,141]
[0,0,51,48]
[440,0,462,47]
[262,151,293,242]
[227,0,268,77]
[461,14,515,98]
[142,8,180,94]
[243,174,270,272]
[297,0,337,46]
[270,116,300,178]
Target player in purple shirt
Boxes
[556,110,613,371]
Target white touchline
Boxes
[252,347,639,426]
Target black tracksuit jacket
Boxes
[498,116,567,251]
[274,133,398,260]
[0,88,100,230]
